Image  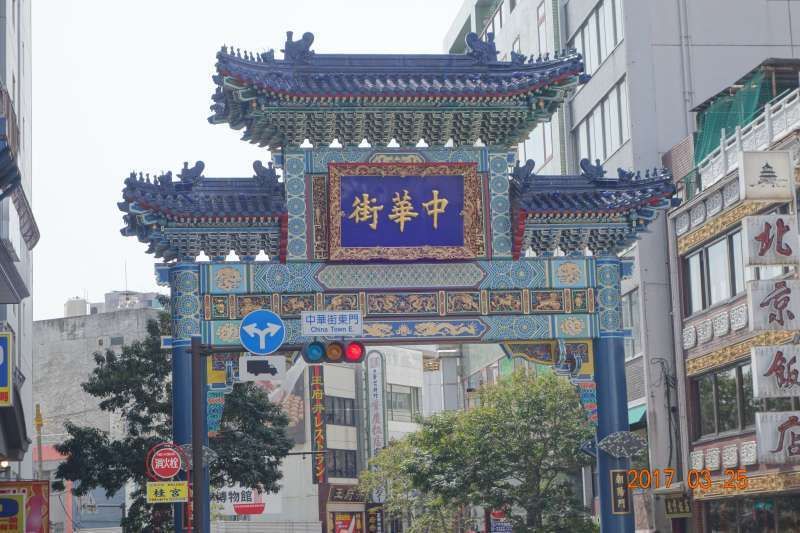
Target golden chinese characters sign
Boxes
[328,163,485,261]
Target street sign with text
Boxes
[301,311,363,336]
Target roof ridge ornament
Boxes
[282,31,315,63]
[179,161,205,185]
[579,158,606,180]
[465,32,499,64]
[510,159,536,182]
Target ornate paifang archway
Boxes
[119,31,678,532]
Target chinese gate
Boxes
[119,31,678,533]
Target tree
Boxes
[359,436,472,533]
[52,313,293,531]
[405,371,597,533]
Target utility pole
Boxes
[190,336,206,533]
[34,404,43,480]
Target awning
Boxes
[628,404,647,428]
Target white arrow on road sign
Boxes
[242,322,282,351]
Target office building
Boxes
[445,1,800,529]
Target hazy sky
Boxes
[32,0,464,320]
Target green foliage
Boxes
[401,371,598,533]
[52,313,292,531]
[359,437,472,533]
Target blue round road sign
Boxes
[239,309,286,355]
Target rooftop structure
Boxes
[208,31,587,147]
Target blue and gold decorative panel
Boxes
[323,293,359,311]
[446,292,481,315]
[317,262,485,290]
[555,315,593,338]
[550,258,589,288]
[307,147,486,174]
[280,293,315,317]
[249,263,323,293]
[488,150,513,258]
[328,162,486,261]
[234,295,272,318]
[488,290,524,314]
[171,264,201,340]
[284,150,308,262]
[530,290,565,313]
[207,264,248,294]
[595,257,623,336]
[366,292,438,316]
[204,295,231,320]
[478,260,548,289]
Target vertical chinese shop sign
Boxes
[310,365,326,484]
[743,212,800,464]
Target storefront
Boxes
[704,493,800,532]
[326,485,366,533]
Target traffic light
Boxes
[302,341,366,364]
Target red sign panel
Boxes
[151,447,182,480]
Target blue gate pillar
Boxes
[594,257,634,533]
[168,263,202,532]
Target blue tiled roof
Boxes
[209,32,587,147]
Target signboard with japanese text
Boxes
[310,365,327,484]
[747,279,800,331]
[146,481,189,504]
[609,469,632,515]
[0,333,13,407]
[366,351,386,459]
[331,512,364,533]
[366,504,384,533]
[302,311,363,337]
[664,494,692,518]
[0,481,49,533]
[752,345,800,398]
[742,214,799,266]
[0,494,25,533]
[328,485,364,503]
[210,485,282,515]
[149,446,182,480]
[328,162,486,261]
[739,151,794,202]
[756,411,800,464]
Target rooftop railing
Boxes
[696,87,800,192]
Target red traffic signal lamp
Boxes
[302,341,366,364]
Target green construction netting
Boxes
[694,71,767,164]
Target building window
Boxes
[621,289,641,360]
[568,0,623,76]
[573,78,629,163]
[537,1,548,55]
[387,384,421,422]
[324,396,355,426]
[707,495,800,532]
[695,369,800,441]
[683,231,742,316]
[328,449,357,478]
[110,336,124,346]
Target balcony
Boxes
[696,88,800,192]
[0,83,38,304]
